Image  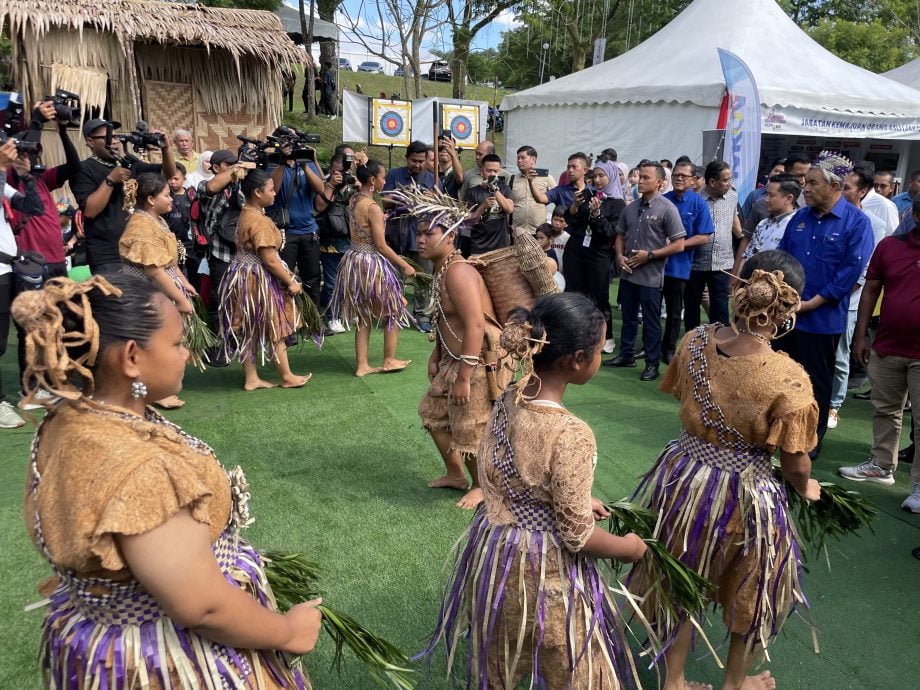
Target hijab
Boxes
[594,160,623,199]
[185,150,214,190]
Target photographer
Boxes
[198,149,244,329]
[7,100,81,278]
[72,118,176,274]
[462,153,512,257]
[436,134,463,199]
[269,140,326,305]
[1,139,44,429]
[316,151,356,333]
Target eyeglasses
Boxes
[671,173,692,180]
[87,135,109,141]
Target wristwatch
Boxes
[104,178,117,187]
[647,250,656,261]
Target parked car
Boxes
[428,60,452,82]
[394,65,415,77]
[338,58,353,71]
[358,61,384,74]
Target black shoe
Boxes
[853,389,872,401]
[640,364,660,381]
[603,355,636,368]
[808,440,823,460]
[899,445,915,463]
[662,351,674,365]
[636,349,647,359]
[205,346,230,368]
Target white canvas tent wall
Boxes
[501,0,920,177]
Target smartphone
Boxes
[533,168,549,177]
[439,129,452,140]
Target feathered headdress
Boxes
[382,185,476,238]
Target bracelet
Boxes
[459,354,481,367]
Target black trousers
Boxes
[619,280,663,366]
[281,233,321,306]
[661,275,686,357]
[684,269,730,330]
[563,250,613,340]
[15,262,68,391]
[208,256,231,331]
[775,329,841,441]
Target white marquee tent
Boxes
[884,58,920,89]
[501,0,920,177]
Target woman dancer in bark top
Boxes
[418,292,649,688]
[218,169,313,390]
[13,274,320,689]
[329,159,416,376]
[119,173,211,408]
[628,249,822,690]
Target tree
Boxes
[338,0,446,98]
[445,0,519,99]
[300,0,318,117]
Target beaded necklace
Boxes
[432,251,479,365]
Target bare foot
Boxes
[244,379,277,391]
[281,373,312,388]
[355,365,383,377]
[153,396,185,409]
[381,358,411,372]
[739,671,775,690]
[457,487,484,510]
[428,475,468,490]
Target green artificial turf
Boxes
[1,291,917,689]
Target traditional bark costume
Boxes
[328,194,408,331]
[628,323,818,656]
[418,386,645,688]
[119,211,214,369]
[218,206,313,364]
[26,398,310,689]
[418,250,510,464]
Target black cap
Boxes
[211,149,238,166]
[82,117,121,138]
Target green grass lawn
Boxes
[1,284,918,689]
[282,71,507,169]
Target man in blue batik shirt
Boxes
[777,155,875,458]
[662,160,715,364]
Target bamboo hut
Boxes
[1,0,306,163]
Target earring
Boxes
[131,379,148,400]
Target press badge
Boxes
[583,231,592,248]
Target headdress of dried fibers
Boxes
[11,276,122,404]
[383,185,475,248]
[499,316,550,401]
[732,268,801,339]
[122,179,138,211]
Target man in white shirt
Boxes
[857,162,899,235]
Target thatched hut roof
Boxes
[0,0,304,66]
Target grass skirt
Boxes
[627,431,807,657]
[40,529,309,689]
[328,244,409,332]
[416,510,645,689]
[218,251,302,365]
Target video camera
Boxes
[0,91,25,137]
[43,89,81,128]
[236,126,322,169]
[117,120,167,153]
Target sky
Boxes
[283,1,520,73]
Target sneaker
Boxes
[417,320,433,334]
[902,483,920,513]
[602,338,616,354]
[827,408,839,429]
[0,401,26,429]
[327,319,347,334]
[838,458,895,485]
[19,389,59,411]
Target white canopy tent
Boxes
[501,0,920,177]
[884,58,920,89]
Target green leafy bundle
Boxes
[184,296,219,370]
[293,292,325,345]
[262,551,415,690]
[775,469,877,556]
[605,500,712,615]
[400,256,433,291]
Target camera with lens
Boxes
[0,131,45,174]
[486,174,502,193]
[43,89,81,128]
[1,91,25,136]
[340,152,357,187]
[118,120,166,152]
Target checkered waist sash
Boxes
[678,430,773,481]
[233,249,261,266]
[510,500,557,533]
[53,527,238,627]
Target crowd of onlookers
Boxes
[1,97,917,512]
